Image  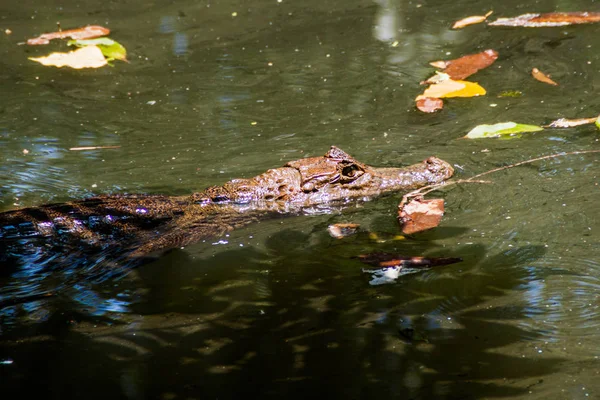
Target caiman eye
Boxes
[341,164,362,179]
[212,195,230,202]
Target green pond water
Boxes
[1,0,600,398]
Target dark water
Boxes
[1,0,600,398]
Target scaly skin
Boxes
[0,147,452,306]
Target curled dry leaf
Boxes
[532,68,558,86]
[327,223,360,239]
[452,11,493,29]
[545,117,598,128]
[489,12,600,27]
[27,25,110,45]
[428,49,498,81]
[29,45,107,69]
[416,97,444,113]
[398,197,445,234]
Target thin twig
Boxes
[467,149,600,181]
[69,145,121,151]
[400,149,600,207]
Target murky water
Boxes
[1,0,600,398]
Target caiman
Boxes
[0,147,453,308]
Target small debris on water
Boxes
[363,266,402,285]
[327,223,360,239]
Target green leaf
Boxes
[68,38,128,62]
[596,116,600,130]
[465,122,543,139]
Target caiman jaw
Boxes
[377,157,454,192]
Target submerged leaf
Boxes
[327,223,360,239]
[532,68,558,86]
[498,90,523,98]
[398,198,445,234]
[29,45,108,69]
[69,38,128,62]
[489,12,600,27]
[357,253,462,268]
[27,25,110,45]
[465,122,543,139]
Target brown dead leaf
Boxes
[452,11,493,29]
[545,117,597,128]
[428,49,499,81]
[356,253,462,268]
[27,25,110,45]
[327,223,360,239]
[416,97,444,113]
[489,12,600,27]
[532,68,558,86]
[398,198,444,234]
[29,45,108,69]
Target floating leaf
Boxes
[69,38,128,62]
[419,79,486,99]
[440,81,486,96]
[428,49,498,81]
[532,68,558,86]
[546,117,597,128]
[398,198,445,234]
[29,45,107,69]
[465,122,543,139]
[418,79,465,99]
[416,97,444,113]
[489,12,600,27]
[27,25,110,45]
[452,11,493,29]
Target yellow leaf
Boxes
[29,45,107,69]
[419,79,486,99]
[442,80,486,97]
[418,79,465,99]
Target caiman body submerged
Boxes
[0,147,453,307]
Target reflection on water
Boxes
[2,0,600,397]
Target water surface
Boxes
[1,0,600,398]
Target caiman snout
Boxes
[423,156,455,183]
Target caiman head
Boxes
[193,146,453,210]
